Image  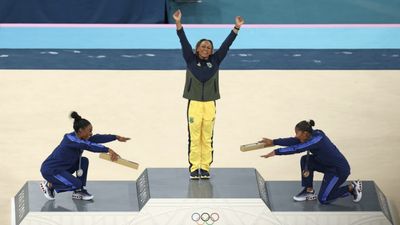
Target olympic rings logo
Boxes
[191,212,220,225]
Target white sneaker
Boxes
[40,181,55,200]
[293,188,317,202]
[351,180,362,202]
[72,189,94,201]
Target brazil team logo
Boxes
[189,117,194,123]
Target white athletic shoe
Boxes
[293,188,317,202]
[351,180,362,202]
[72,189,94,201]
[40,181,55,200]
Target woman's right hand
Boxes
[108,148,120,161]
[173,10,182,22]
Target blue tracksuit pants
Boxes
[300,155,351,204]
[41,157,89,193]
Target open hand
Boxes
[116,135,130,142]
[260,150,276,159]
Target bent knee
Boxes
[318,196,330,205]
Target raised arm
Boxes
[173,10,194,63]
[173,9,183,30]
[214,16,244,63]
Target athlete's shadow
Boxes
[72,199,94,211]
[40,199,94,212]
[40,200,71,212]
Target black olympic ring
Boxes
[192,212,219,225]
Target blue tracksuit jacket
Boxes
[40,132,116,175]
[177,28,237,82]
[273,130,350,174]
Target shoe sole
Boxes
[293,196,306,202]
[40,182,55,200]
[190,176,200,180]
[354,193,362,202]
[200,176,210,179]
[293,194,317,202]
[72,194,94,201]
[352,180,363,202]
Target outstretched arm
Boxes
[67,133,109,153]
[258,138,275,147]
[89,134,117,143]
[89,134,130,143]
[214,16,244,63]
[273,137,301,146]
[274,134,323,156]
[259,137,301,158]
[259,137,275,158]
[173,10,194,63]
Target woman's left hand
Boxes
[260,150,275,159]
[235,16,244,28]
[116,135,131,142]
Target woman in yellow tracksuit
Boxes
[173,10,244,179]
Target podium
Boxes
[12,168,394,225]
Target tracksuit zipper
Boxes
[202,82,205,100]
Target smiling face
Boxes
[196,40,213,60]
[77,124,93,140]
[295,128,311,143]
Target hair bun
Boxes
[70,111,82,121]
[308,120,315,127]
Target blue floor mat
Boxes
[0,49,399,70]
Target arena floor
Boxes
[1,69,399,225]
